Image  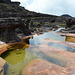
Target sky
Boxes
[11,0,75,17]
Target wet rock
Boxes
[0,57,6,75]
[22,59,66,75]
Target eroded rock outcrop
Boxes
[0,18,31,43]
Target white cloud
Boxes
[11,0,75,16]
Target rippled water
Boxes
[1,28,75,75]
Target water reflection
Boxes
[29,32,65,45]
[29,31,75,52]
[26,47,67,67]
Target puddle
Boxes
[1,47,38,75]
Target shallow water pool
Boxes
[1,28,75,75]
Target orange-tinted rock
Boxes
[8,42,29,50]
[0,44,8,55]
[56,32,75,37]
[0,42,29,55]
[22,59,67,75]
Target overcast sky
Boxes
[12,0,75,17]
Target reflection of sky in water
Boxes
[29,31,75,52]
[48,42,75,52]
[25,47,67,67]
[29,32,65,45]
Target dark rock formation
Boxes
[0,0,11,3]
[66,18,75,28]
[0,0,32,43]
[60,17,75,33]
[0,18,31,43]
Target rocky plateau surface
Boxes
[0,0,75,75]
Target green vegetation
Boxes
[0,3,28,13]
[44,22,50,25]
[51,22,66,27]
[33,22,39,24]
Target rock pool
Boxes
[1,28,75,75]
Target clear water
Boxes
[30,32,65,45]
[1,28,75,75]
